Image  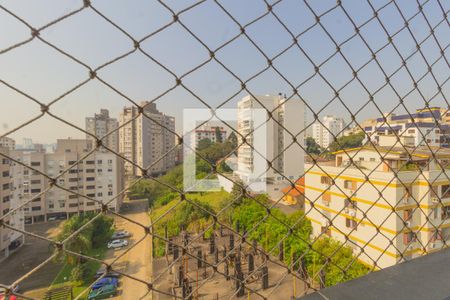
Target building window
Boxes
[68,203,78,208]
[2,196,10,203]
[31,206,41,211]
[369,158,376,162]
[345,218,357,229]
[2,171,9,177]
[2,183,9,190]
[403,209,412,221]
[30,188,41,193]
[441,185,450,198]
[30,162,40,167]
[441,205,450,220]
[97,160,102,164]
[30,179,41,184]
[320,226,331,237]
[344,198,357,209]
[344,180,356,190]
[403,231,415,245]
[320,176,332,185]
[322,193,331,205]
[86,177,95,182]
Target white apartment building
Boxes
[119,101,175,177]
[11,139,124,224]
[312,115,345,149]
[86,109,119,152]
[189,124,227,149]
[363,107,450,147]
[305,137,450,269]
[0,145,24,261]
[235,94,305,188]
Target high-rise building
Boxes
[0,143,24,261]
[304,135,450,269]
[235,94,305,188]
[119,101,175,177]
[312,115,345,149]
[11,139,124,224]
[85,109,119,152]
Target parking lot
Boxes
[0,221,63,297]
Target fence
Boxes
[0,0,449,299]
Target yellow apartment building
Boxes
[305,141,450,269]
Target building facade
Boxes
[312,115,345,149]
[189,124,227,149]
[11,139,124,224]
[119,101,176,177]
[0,145,24,261]
[304,139,450,269]
[0,137,15,150]
[363,107,450,147]
[235,94,305,188]
[85,109,119,152]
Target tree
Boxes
[214,127,223,143]
[227,131,238,149]
[306,137,321,155]
[197,138,213,151]
[328,131,365,152]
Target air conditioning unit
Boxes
[431,197,439,204]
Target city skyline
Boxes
[1,0,448,144]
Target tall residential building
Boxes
[119,101,175,177]
[189,124,227,149]
[0,144,24,261]
[11,139,124,224]
[304,135,450,269]
[363,107,450,147]
[235,94,305,188]
[312,115,345,149]
[85,109,119,152]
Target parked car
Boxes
[107,239,128,249]
[87,284,117,299]
[47,217,57,221]
[111,230,131,239]
[94,267,120,279]
[92,277,118,290]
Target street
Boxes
[107,199,153,300]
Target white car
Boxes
[111,230,131,239]
[107,239,128,249]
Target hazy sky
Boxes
[0,0,449,144]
